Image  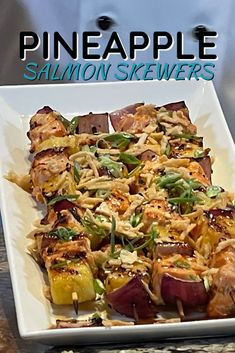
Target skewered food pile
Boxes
[7,101,235,328]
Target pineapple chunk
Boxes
[48,261,95,305]
[37,135,77,154]
[105,272,131,293]
[105,262,150,293]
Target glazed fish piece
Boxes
[27,106,67,153]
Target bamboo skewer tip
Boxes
[176,299,185,320]
[72,292,79,315]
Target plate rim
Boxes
[0,79,235,343]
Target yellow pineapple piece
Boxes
[48,261,95,305]
[105,272,131,293]
[105,262,150,293]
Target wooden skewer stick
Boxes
[72,292,79,315]
[132,303,139,324]
[176,299,185,320]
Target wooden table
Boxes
[1,218,235,353]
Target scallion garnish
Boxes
[48,194,79,206]
[156,172,181,189]
[81,217,107,237]
[174,133,202,141]
[164,143,171,157]
[133,225,158,251]
[93,278,105,295]
[206,185,222,198]
[48,227,77,241]
[119,152,140,165]
[82,145,91,152]
[128,163,144,178]
[130,213,143,227]
[95,189,111,199]
[203,276,210,292]
[104,132,134,150]
[90,146,97,153]
[51,260,68,269]
[156,172,202,212]
[73,161,80,183]
[99,155,123,178]
[69,116,79,134]
[194,149,205,158]
[168,195,200,205]
[58,114,70,129]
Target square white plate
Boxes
[0,80,235,346]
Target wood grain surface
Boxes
[1,216,235,353]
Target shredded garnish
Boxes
[7,101,235,328]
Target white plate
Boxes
[0,80,235,346]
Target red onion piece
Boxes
[36,106,53,114]
[110,103,144,131]
[107,276,157,319]
[156,101,187,111]
[155,242,193,258]
[53,199,76,212]
[77,113,109,134]
[138,150,157,161]
[161,274,208,307]
[198,156,212,182]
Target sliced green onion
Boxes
[189,274,198,281]
[174,133,202,141]
[73,161,80,183]
[69,116,79,134]
[95,189,111,199]
[133,238,152,251]
[93,278,105,295]
[203,276,210,292]
[120,236,134,252]
[168,196,200,205]
[51,260,68,269]
[58,114,70,129]
[133,225,158,251]
[150,225,159,240]
[99,155,123,178]
[130,213,142,227]
[90,146,97,153]
[48,227,77,241]
[128,163,144,178]
[48,194,79,206]
[194,149,205,158]
[95,215,108,223]
[81,217,107,237]
[104,133,134,150]
[82,145,91,152]
[206,185,222,198]
[156,172,181,188]
[119,152,140,165]
[164,143,171,157]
